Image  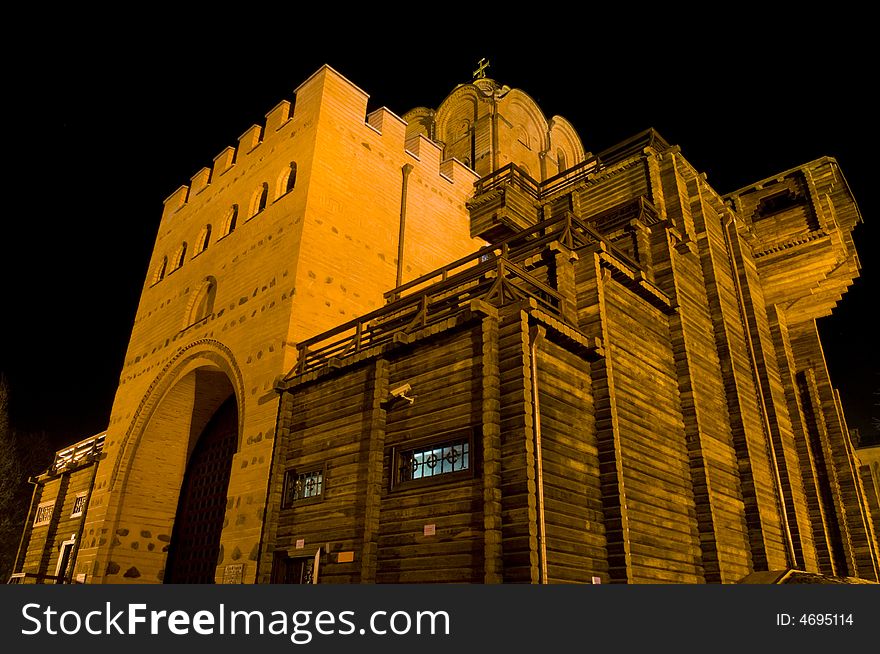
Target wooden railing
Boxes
[291,210,652,377]
[475,130,671,206]
[50,432,105,474]
[540,157,602,198]
[473,163,542,200]
[293,253,561,376]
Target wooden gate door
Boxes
[165,397,237,583]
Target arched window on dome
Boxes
[516,125,531,150]
[450,119,475,171]
[557,149,568,174]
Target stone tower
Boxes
[71,65,488,583]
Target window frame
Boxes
[249,182,269,220]
[390,428,474,492]
[169,242,188,273]
[219,204,239,239]
[33,501,55,527]
[70,492,88,518]
[281,463,327,508]
[151,256,168,286]
[193,224,212,257]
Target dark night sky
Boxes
[2,20,877,450]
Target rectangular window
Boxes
[33,502,55,527]
[393,431,472,490]
[282,467,324,507]
[70,493,88,518]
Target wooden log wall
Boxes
[726,225,816,570]
[791,325,879,580]
[576,160,650,218]
[535,336,607,583]
[267,309,609,584]
[843,429,880,577]
[270,365,374,583]
[602,273,703,583]
[497,308,540,583]
[796,367,850,576]
[480,312,504,583]
[686,185,790,571]
[378,327,484,583]
[359,359,389,583]
[857,466,880,551]
[37,476,70,578]
[21,479,57,577]
[647,158,752,583]
[574,245,703,583]
[767,305,837,574]
[20,466,94,580]
[574,254,631,582]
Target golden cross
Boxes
[473,58,490,80]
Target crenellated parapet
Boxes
[148,66,479,293]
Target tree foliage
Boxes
[0,376,53,582]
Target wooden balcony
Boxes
[467,164,541,241]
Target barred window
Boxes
[283,467,324,507]
[394,433,471,489]
[71,494,88,518]
[34,502,55,527]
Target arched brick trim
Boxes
[110,339,245,492]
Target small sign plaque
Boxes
[592,576,602,585]
[337,551,354,563]
[424,524,436,536]
[295,539,305,549]
[223,563,244,584]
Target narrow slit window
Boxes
[224,205,239,236]
[195,224,212,255]
[251,183,269,218]
[154,256,168,284]
[172,242,188,271]
[278,162,297,197]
